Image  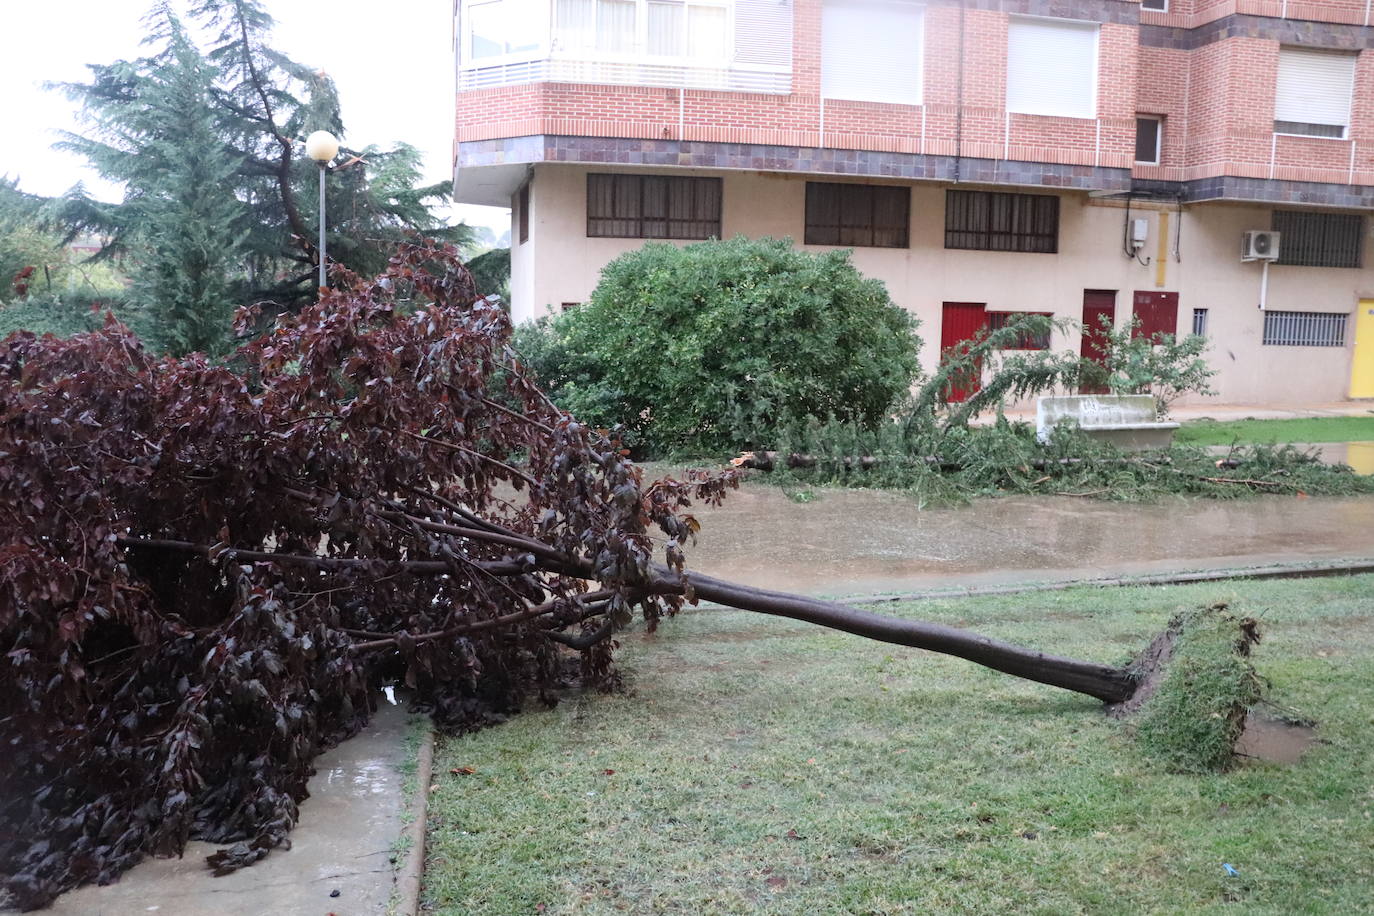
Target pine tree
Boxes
[69,6,247,355]
[52,0,470,350]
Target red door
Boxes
[1132,291,1179,341]
[1080,290,1116,394]
[940,302,988,402]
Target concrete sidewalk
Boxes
[33,699,415,916]
[1162,400,1374,421]
[996,399,1374,424]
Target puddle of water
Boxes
[1301,441,1374,475]
[680,488,1374,597]
[1234,712,1317,765]
[1209,441,1374,475]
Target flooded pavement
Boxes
[1235,713,1318,765]
[1205,441,1374,475]
[681,486,1374,598]
[1296,441,1374,475]
[38,699,412,916]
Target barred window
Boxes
[945,190,1059,253]
[804,182,909,248]
[586,173,722,239]
[1192,307,1208,336]
[1262,310,1347,347]
[987,311,1052,349]
[1273,210,1363,268]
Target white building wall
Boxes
[509,181,537,319]
[512,163,1369,405]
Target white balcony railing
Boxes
[455,0,794,95]
[458,56,791,93]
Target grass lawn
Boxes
[423,576,1374,915]
[1175,415,1374,448]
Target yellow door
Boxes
[1344,442,1374,476]
[1352,300,1374,398]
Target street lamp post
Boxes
[304,130,340,294]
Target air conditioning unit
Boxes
[1242,230,1280,261]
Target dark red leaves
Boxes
[0,238,736,909]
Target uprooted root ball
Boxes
[1124,603,1265,772]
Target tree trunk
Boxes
[657,569,1137,703]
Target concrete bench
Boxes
[1036,394,1179,451]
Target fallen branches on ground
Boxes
[731,425,1371,501]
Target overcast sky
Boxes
[1,0,510,235]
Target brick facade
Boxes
[456,0,1374,405]
[455,0,1374,200]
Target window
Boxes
[554,0,729,60]
[945,190,1059,253]
[517,185,530,244]
[1140,0,1168,10]
[1006,18,1098,119]
[988,311,1052,349]
[1135,116,1162,165]
[805,183,909,248]
[466,0,545,60]
[1263,310,1347,347]
[1273,210,1363,268]
[586,173,722,238]
[821,0,923,105]
[1191,307,1208,336]
[1275,48,1356,138]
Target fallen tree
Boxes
[0,240,1200,908]
[730,431,1373,499]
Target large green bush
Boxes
[518,237,922,455]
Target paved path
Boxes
[994,400,1374,424]
[1151,401,1374,421]
[683,489,1374,599]
[35,699,414,916]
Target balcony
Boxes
[455,0,793,95]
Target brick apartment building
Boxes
[452,0,1374,405]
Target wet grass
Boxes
[1176,415,1374,447]
[422,576,1374,914]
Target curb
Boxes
[841,557,1374,605]
[683,557,1374,610]
[395,722,435,916]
